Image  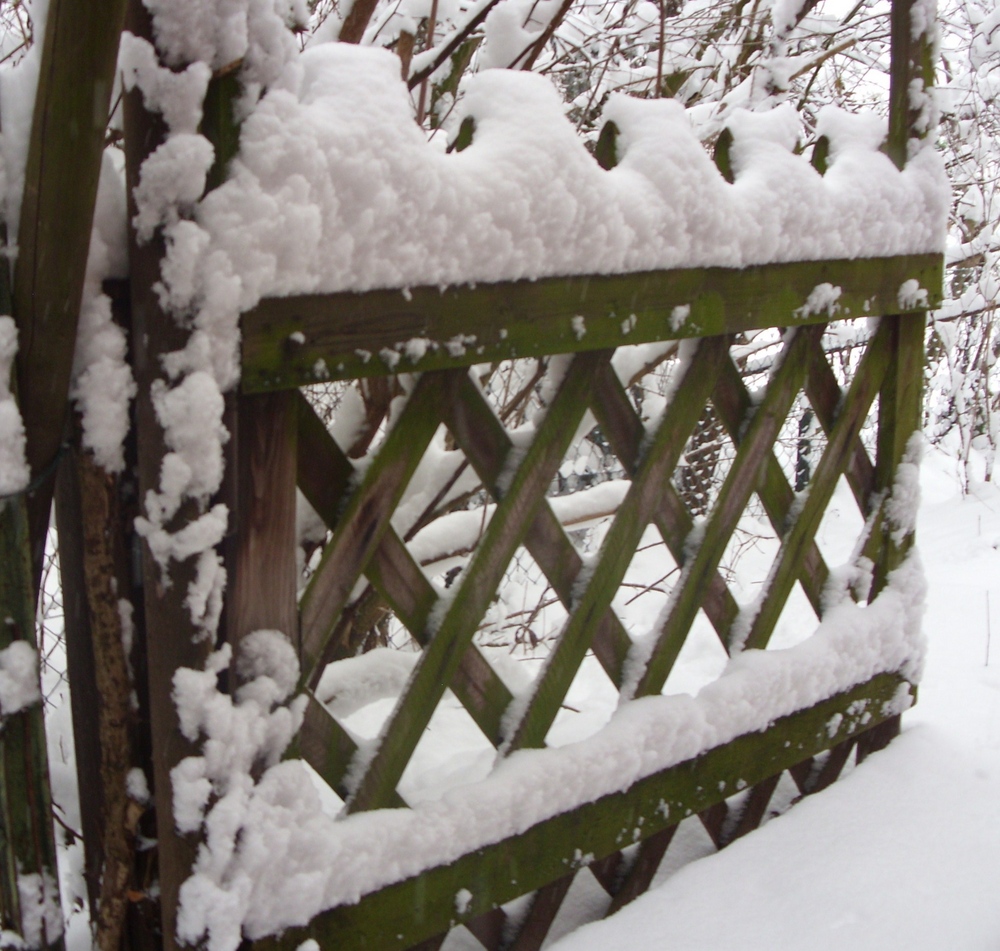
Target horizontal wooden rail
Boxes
[240,253,943,391]
[255,670,911,951]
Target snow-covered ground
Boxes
[548,445,1000,951]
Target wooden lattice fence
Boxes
[0,0,941,949]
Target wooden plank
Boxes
[13,0,128,588]
[604,825,677,916]
[712,356,830,620]
[871,314,924,597]
[724,773,781,845]
[441,371,634,687]
[240,254,944,391]
[226,392,299,647]
[741,323,891,651]
[463,906,507,951]
[504,338,729,754]
[292,697,407,808]
[366,529,515,747]
[295,399,516,745]
[628,327,820,699]
[507,875,574,951]
[805,337,876,509]
[254,671,910,951]
[295,391,356,529]
[590,364,741,645]
[345,353,604,813]
[123,7,214,946]
[299,373,447,683]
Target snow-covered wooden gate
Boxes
[192,2,937,945]
[0,0,943,948]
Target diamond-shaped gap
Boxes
[610,340,686,419]
[757,579,817,651]
[476,356,555,430]
[659,606,730,697]
[394,423,489,554]
[611,522,678,638]
[394,684,498,806]
[774,393,830,494]
[809,473,871,599]
[647,813,718,888]
[718,491,782,606]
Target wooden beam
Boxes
[240,254,944,391]
[12,0,128,589]
[254,671,911,951]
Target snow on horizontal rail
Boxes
[196,44,948,302]
[177,554,925,950]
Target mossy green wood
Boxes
[296,393,516,747]
[872,314,923,597]
[346,352,606,813]
[589,363,741,645]
[298,373,448,685]
[804,335,877,509]
[711,356,831,619]
[503,337,730,754]
[240,254,943,391]
[256,671,911,951]
[629,327,821,700]
[365,529,516,747]
[440,371,634,687]
[741,323,892,651]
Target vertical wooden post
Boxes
[873,0,935,596]
[122,5,215,948]
[12,0,128,590]
[225,394,299,651]
[202,71,300,657]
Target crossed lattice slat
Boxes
[293,322,887,831]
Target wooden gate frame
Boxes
[0,0,939,949]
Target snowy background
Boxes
[544,445,1000,950]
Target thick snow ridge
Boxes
[197,43,949,301]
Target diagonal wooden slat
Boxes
[604,824,677,917]
[299,373,449,684]
[366,529,515,746]
[293,698,407,808]
[507,875,575,951]
[590,363,741,646]
[503,337,730,754]
[346,352,606,813]
[804,336,877,509]
[790,735,856,796]
[297,393,516,745]
[441,371,633,687]
[740,322,892,651]
[712,356,831,620]
[627,325,823,700]
[723,773,781,845]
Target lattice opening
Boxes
[397,694,497,806]
[661,607,730,698]
[611,523,678,636]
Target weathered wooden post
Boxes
[0,1,125,946]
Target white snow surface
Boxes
[0,641,41,716]
[546,449,1000,951]
[174,549,924,950]
[194,46,948,302]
